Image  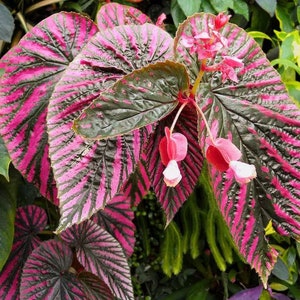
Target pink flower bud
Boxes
[215,12,231,30]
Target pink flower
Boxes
[214,12,231,30]
[159,127,188,187]
[206,138,257,184]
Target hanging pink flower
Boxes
[206,138,257,184]
[159,127,188,187]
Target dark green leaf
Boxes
[0,3,14,43]
[171,0,187,27]
[74,61,189,140]
[210,0,233,12]
[177,0,201,17]
[256,0,277,17]
[0,136,10,181]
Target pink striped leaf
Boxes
[145,105,203,225]
[73,61,188,140]
[0,12,98,203]
[175,13,300,285]
[61,220,134,300]
[92,193,136,257]
[20,240,86,300]
[96,2,151,30]
[78,272,114,300]
[47,23,173,233]
[0,205,47,299]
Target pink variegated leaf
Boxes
[96,2,151,30]
[92,193,135,257]
[47,23,173,233]
[175,13,300,285]
[61,220,133,300]
[74,61,188,140]
[78,272,114,300]
[123,154,151,207]
[0,205,47,299]
[145,105,203,225]
[20,240,86,300]
[0,13,98,204]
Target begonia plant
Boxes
[0,2,299,299]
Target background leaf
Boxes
[0,12,98,203]
[0,205,47,299]
[175,13,300,285]
[74,61,189,139]
[176,0,201,17]
[0,182,15,271]
[20,240,86,300]
[61,220,134,300]
[96,2,151,30]
[0,136,10,181]
[145,105,203,224]
[0,3,14,42]
[256,0,277,17]
[47,23,174,233]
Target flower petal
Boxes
[206,145,229,171]
[229,160,257,184]
[209,138,242,163]
[171,132,188,161]
[163,160,182,187]
[159,136,169,166]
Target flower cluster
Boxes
[181,12,244,83]
[158,13,256,187]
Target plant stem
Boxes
[192,100,215,143]
[170,102,188,133]
[191,59,207,96]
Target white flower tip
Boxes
[229,161,257,184]
[163,160,182,187]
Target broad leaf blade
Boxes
[78,272,114,300]
[20,240,86,300]
[47,23,174,233]
[0,12,98,203]
[175,13,300,284]
[0,183,15,272]
[61,220,134,300]
[93,194,136,257]
[96,2,151,30]
[74,61,189,139]
[145,105,203,224]
[0,205,47,299]
[0,136,10,181]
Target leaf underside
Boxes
[47,23,174,233]
[175,13,300,284]
[61,220,134,300]
[145,104,204,225]
[0,12,98,203]
[0,205,47,299]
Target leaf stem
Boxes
[170,102,188,133]
[191,59,207,96]
[192,99,215,143]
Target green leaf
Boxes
[275,3,295,32]
[256,0,277,17]
[177,0,201,17]
[74,61,189,140]
[248,31,273,42]
[0,182,16,271]
[0,136,10,181]
[171,0,187,27]
[0,3,14,43]
[232,0,249,21]
[285,81,300,107]
[210,0,233,12]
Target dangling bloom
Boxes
[206,138,257,184]
[159,127,188,187]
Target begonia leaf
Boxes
[73,60,189,140]
[78,272,114,300]
[61,220,133,300]
[0,12,98,204]
[145,105,203,225]
[96,2,151,30]
[92,193,136,257]
[20,240,86,300]
[47,23,173,233]
[0,205,47,299]
[175,13,300,285]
